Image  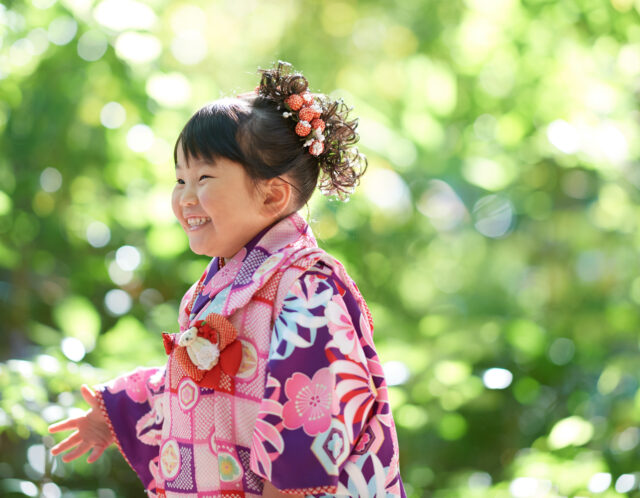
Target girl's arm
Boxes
[48,384,113,463]
[262,481,304,498]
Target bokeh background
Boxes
[2,0,640,496]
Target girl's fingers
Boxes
[80,385,99,409]
[87,445,106,463]
[50,432,81,455]
[62,441,91,463]
[48,416,82,433]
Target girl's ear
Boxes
[261,177,293,218]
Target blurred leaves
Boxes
[1,0,640,496]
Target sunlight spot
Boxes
[547,119,579,154]
[40,167,62,193]
[126,124,154,152]
[20,481,38,497]
[108,260,133,285]
[86,221,111,247]
[9,39,35,67]
[77,30,108,61]
[362,168,411,214]
[510,477,551,498]
[417,180,467,231]
[462,157,516,191]
[115,31,161,64]
[588,473,612,493]
[613,427,640,452]
[548,338,575,365]
[48,16,77,46]
[41,405,65,423]
[468,472,492,489]
[116,245,141,271]
[146,73,191,108]
[27,444,45,475]
[171,29,207,65]
[61,337,85,362]
[548,416,594,449]
[383,361,410,386]
[42,482,61,498]
[596,122,628,164]
[105,289,132,315]
[100,101,126,129]
[482,368,513,389]
[33,0,57,9]
[615,474,636,493]
[28,28,50,55]
[36,355,60,373]
[473,195,514,238]
[94,0,156,31]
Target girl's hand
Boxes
[48,384,114,463]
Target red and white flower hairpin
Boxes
[282,92,326,156]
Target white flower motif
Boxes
[186,336,220,370]
[178,327,198,347]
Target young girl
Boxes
[49,62,405,498]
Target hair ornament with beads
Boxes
[257,61,367,201]
[281,92,326,157]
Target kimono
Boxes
[96,212,405,497]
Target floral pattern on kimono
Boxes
[250,263,404,497]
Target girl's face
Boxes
[172,146,270,259]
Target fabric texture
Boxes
[96,212,405,497]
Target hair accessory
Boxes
[285,94,304,111]
[295,121,311,137]
[282,92,327,157]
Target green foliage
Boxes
[2,0,640,496]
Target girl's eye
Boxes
[176,179,185,185]
[199,175,211,181]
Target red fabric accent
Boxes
[162,333,174,355]
[174,347,205,381]
[220,490,245,498]
[220,340,242,375]
[185,272,207,317]
[199,365,221,390]
[281,485,337,495]
[250,295,274,306]
[334,278,346,297]
[197,320,217,342]
[205,313,238,350]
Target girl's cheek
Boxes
[171,190,182,217]
[199,190,214,207]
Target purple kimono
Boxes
[96,212,405,497]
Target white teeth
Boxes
[187,217,210,226]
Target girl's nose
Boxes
[180,186,198,206]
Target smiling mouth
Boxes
[186,217,211,230]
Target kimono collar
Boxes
[189,211,324,321]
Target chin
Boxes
[188,242,211,257]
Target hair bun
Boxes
[258,61,367,201]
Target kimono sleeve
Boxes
[95,366,165,489]
[250,269,376,495]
